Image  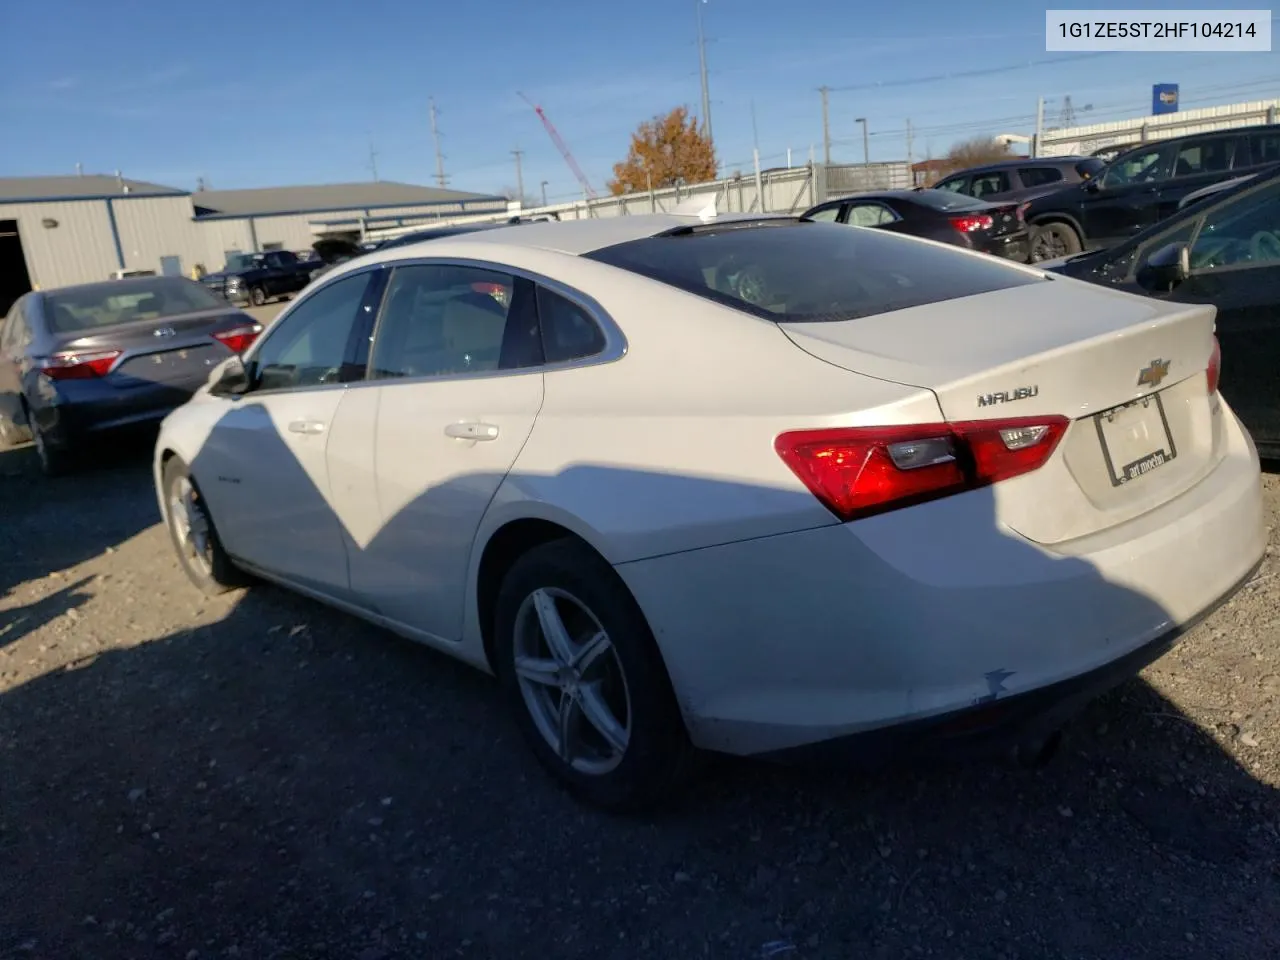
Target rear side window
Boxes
[584,222,1041,324]
[1018,167,1064,187]
[1250,131,1280,165]
[536,287,607,363]
[1173,138,1235,177]
[969,171,1010,198]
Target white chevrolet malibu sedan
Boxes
[153,209,1266,811]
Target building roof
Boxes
[191,181,504,219]
[0,174,187,203]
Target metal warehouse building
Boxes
[0,174,506,312]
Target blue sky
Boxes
[0,0,1276,202]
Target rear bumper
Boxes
[30,381,203,448]
[977,230,1030,263]
[616,408,1266,757]
[758,554,1262,766]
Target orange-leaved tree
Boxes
[608,106,717,196]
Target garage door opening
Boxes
[0,220,33,315]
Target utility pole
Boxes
[1033,96,1046,158]
[512,148,525,205]
[819,86,831,165]
[855,117,869,167]
[429,97,447,188]
[751,100,764,213]
[540,180,548,206]
[906,119,914,167]
[368,139,380,182]
[696,0,713,146]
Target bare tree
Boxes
[942,135,1014,175]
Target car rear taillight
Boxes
[213,323,263,355]
[949,214,995,233]
[775,415,1070,523]
[39,350,122,380]
[1206,335,1221,395]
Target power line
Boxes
[824,52,1112,94]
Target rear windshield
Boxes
[905,190,991,212]
[44,277,224,333]
[1075,157,1106,179]
[584,221,1042,323]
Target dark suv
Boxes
[932,156,1105,205]
[1025,123,1280,261]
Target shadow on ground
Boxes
[0,584,1275,960]
[0,424,1276,959]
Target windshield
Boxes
[906,189,993,212]
[585,220,1040,323]
[44,277,225,333]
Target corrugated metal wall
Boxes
[112,195,207,276]
[0,199,119,289]
[0,196,513,289]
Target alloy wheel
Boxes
[512,587,632,776]
[169,475,214,578]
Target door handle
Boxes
[445,421,499,441]
[287,419,326,435]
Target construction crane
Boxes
[518,92,598,200]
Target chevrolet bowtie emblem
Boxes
[1137,359,1170,388]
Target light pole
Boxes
[540,180,548,206]
[855,117,869,166]
[696,0,713,146]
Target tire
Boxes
[249,286,267,307]
[493,538,697,813]
[161,456,246,595]
[1031,222,1082,261]
[28,412,72,477]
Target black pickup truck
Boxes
[200,250,315,306]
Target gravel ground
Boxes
[0,439,1277,960]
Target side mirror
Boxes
[1136,242,1190,294]
[208,356,250,397]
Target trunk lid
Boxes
[54,308,251,390]
[961,202,1023,240]
[778,276,1222,545]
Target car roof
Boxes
[950,156,1089,172]
[357,211,788,261]
[1110,123,1279,162]
[822,189,974,203]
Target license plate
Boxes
[1094,393,1178,487]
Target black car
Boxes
[1042,164,1280,457]
[801,189,1030,262]
[0,276,261,475]
[1025,123,1280,262]
[932,155,1105,205]
[200,249,316,306]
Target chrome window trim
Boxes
[231,254,627,400]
